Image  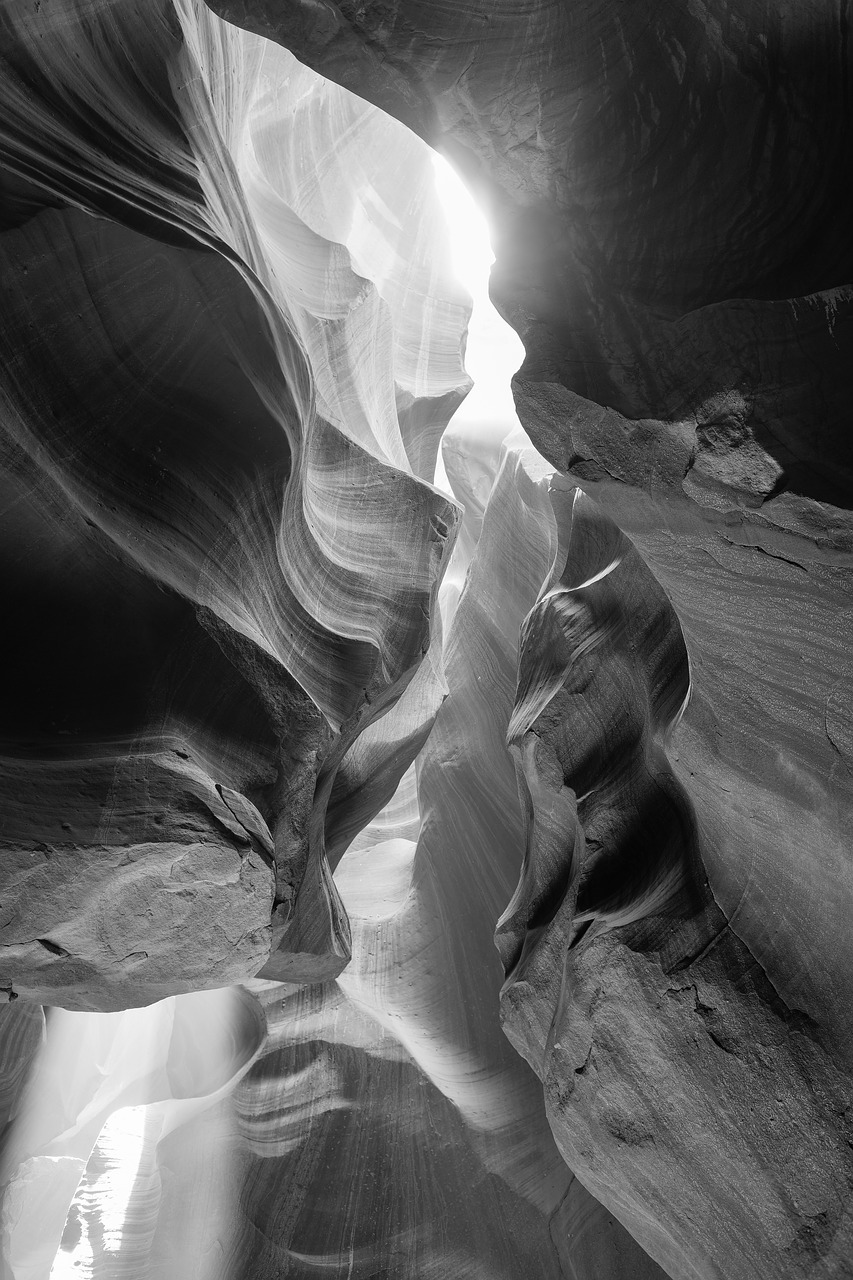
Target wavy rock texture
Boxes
[0,0,470,1007]
[206,3,853,1279]
[500,487,853,1280]
[4,434,662,1280]
[0,1003,43,1141]
[2,0,852,1278]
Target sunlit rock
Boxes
[1,0,852,1277]
[222,429,664,1280]
[0,1004,43,1139]
[0,986,265,1280]
[0,0,469,1008]
[207,3,853,1277]
[499,485,853,1278]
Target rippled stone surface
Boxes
[2,1,852,1278]
[0,0,468,1009]
[206,3,853,1278]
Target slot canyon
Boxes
[0,1,851,1277]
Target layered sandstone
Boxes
[1,1,851,1278]
[205,3,853,1277]
[0,0,468,1007]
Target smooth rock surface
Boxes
[0,0,469,1008]
[501,485,853,1280]
[185,428,666,1280]
[1,0,851,1277]
[211,3,853,1277]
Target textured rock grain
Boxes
[216,3,853,1276]
[1,0,852,1276]
[0,0,469,1008]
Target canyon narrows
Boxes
[1,2,852,1279]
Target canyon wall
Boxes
[0,0,851,1277]
[206,2,853,1277]
[0,0,469,1008]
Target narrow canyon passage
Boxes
[0,7,640,1276]
[1,2,852,1279]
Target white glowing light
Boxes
[431,153,494,300]
[6,988,261,1280]
[50,1106,147,1279]
[50,1219,93,1279]
[430,151,524,427]
[430,150,526,627]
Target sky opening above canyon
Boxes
[430,153,525,503]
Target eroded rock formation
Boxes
[0,0,469,1007]
[208,0,850,1274]
[202,1,853,1275]
[1,0,852,1278]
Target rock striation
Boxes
[1,1,852,1278]
[203,2,853,1277]
[0,0,469,1008]
[500,486,853,1279]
